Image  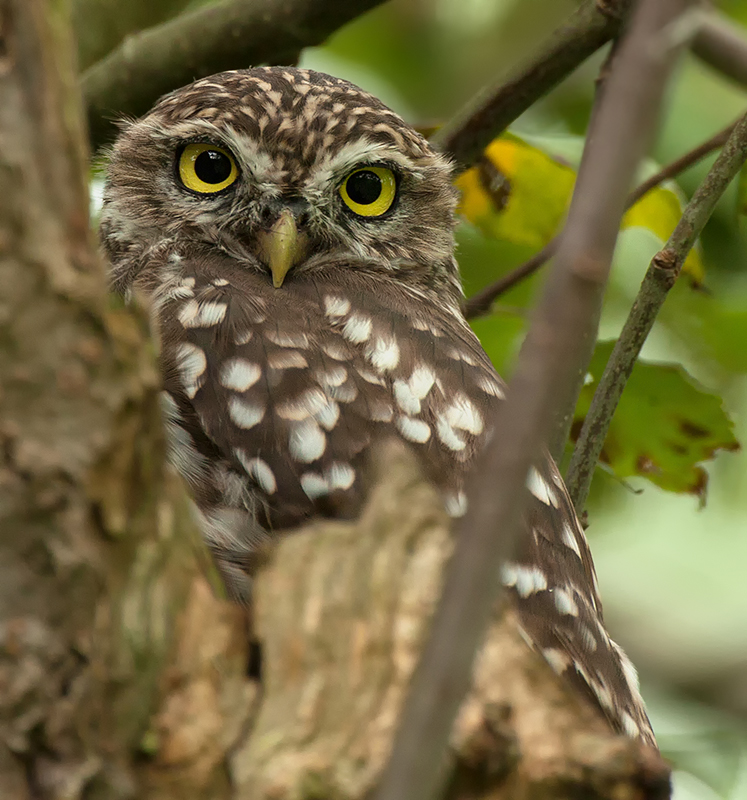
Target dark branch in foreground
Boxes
[373,3,694,800]
[82,0,386,150]
[565,108,747,515]
[430,0,633,169]
[464,118,737,320]
[692,12,747,88]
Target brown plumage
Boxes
[100,66,655,746]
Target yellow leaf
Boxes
[622,184,705,283]
[456,134,575,250]
[457,133,705,284]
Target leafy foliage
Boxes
[574,341,739,501]
[456,132,705,281]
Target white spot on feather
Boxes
[527,466,558,507]
[322,341,349,360]
[228,397,264,429]
[445,395,483,435]
[357,368,385,386]
[592,679,614,711]
[268,350,308,369]
[543,648,570,674]
[444,491,467,518]
[436,418,467,452]
[266,330,309,348]
[395,416,430,443]
[553,588,579,616]
[342,313,372,343]
[276,388,328,421]
[324,295,351,318]
[314,398,340,431]
[326,462,355,491]
[370,401,394,422]
[611,641,643,699]
[220,359,261,391]
[409,364,436,398]
[235,451,276,494]
[477,375,505,398]
[316,365,347,387]
[393,380,421,415]
[561,519,582,558]
[367,335,400,372]
[176,343,206,399]
[501,563,548,597]
[620,711,640,738]
[301,472,329,499]
[289,419,326,462]
[329,381,358,403]
[179,300,227,328]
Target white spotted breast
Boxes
[158,262,502,529]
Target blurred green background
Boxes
[82,0,747,796]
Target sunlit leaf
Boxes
[623,181,705,284]
[573,341,739,501]
[457,133,704,283]
[455,133,575,250]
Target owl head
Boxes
[101,67,461,305]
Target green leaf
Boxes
[455,133,575,250]
[456,133,705,283]
[574,341,739,501]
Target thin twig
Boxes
[565,108,747,515]
[430,0,634,168]
[627,119,736,205]
[82,0,386,150]
[464,241,559,318]
[373,3,694,800]
[464,118,737,320]
[692,12,747,87]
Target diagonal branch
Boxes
[692,12,747,88]
[373,3,695,800]
[564,108,747,515]
[464,117,738,320]
[82,0,387,151]
[430,0,633,169]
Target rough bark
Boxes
[0,1,248,797]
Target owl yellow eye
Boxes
[178,143,239,194]
[339,166,396,217]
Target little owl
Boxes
[101,67,654,746]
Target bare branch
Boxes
[82,0,386,151]
[374,3,694,800]
[692,12,747,88]
[464,241,558,319]
[430,0,634,169]
[565,108,747,515]
[464,117,737,320]
[73,0,193,70]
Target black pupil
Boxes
[194,150,232,184]
[346,170,383,205]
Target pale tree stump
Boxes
[143,444,671,800]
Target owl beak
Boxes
[257,208,307,288]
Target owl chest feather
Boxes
[157,262,506,531]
